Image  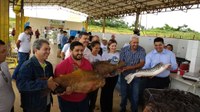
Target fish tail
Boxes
[125,74,135,84]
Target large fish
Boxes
[52,61,125,94]
[125,63,170,84]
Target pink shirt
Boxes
[54,56,92,102]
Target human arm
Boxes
[170,52,178,70]
[16,62,58,91]
[16,40,21,50]
[122,49,146,71]
[142,52,152,69]
[16,33,24,49]
[122,60,145,72]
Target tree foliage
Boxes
[89,18,197,33]
[152,24,197,33]
[89,18,129,28]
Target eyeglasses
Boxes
[0,66,8,83]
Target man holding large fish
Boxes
[119,35,146,112]
[16,39,57,112]
[138,37,177,89]
[54,41,94,112]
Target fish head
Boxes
[117,61,126,68]
[92,61,125,76]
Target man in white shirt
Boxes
[0,40,15,112]
[65,32,91,60]
[12,26,32,80]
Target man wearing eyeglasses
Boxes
[0,40,15,112]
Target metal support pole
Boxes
[21,0,24,32]
[15,14,21,41]
[0,0,9,43]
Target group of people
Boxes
[0,25,178,112]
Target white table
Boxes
[170,73,200,96]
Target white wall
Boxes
[92,32,188,58]
[93,32,200,73]
[187,41,200,73]
[28,17,83,33]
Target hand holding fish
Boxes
[47,77,59,91]
[125,63,171,84]
[167,65,172,70]
[122,66,134,72]
[52,61,125,94]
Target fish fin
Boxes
[125,74,135,84]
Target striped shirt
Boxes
[120,45,146,75]
[143,49,177,78]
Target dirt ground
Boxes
[11,42,141,112]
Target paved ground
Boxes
[11,41,140,112]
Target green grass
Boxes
[88,25,200,40]
[9,17,200,40]
[88,25,133,34]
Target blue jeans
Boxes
[58,96,89,112]
[115,76,121,94]
[12,52,29,79]
[120,74,140,112]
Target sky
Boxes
[123,8,200,32]
[10,6,200,32]
[10,6,87,22]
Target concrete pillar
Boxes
[15,14,21,41]
[186,40,200,73]
[21,6,25,32]
[14,0,25,41]
[0,0,9,43]
[134,12,140,30]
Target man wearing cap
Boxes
[101,38,108,54]
[12,26,32,80]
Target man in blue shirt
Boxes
[120,35,146,112]
[143,37,177,89]
[60,31,68,49]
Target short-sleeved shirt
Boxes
[61,36,68,48]
[88,54,102,63]
[57,33,61,44]
[62,43,70,54]
[54,56,93,102]
[102,52,120,76]
[102,52,120,61]
[18,32,31,53]
[120,45,146,75]
[101,43,108,53]
[65,47,92,61]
